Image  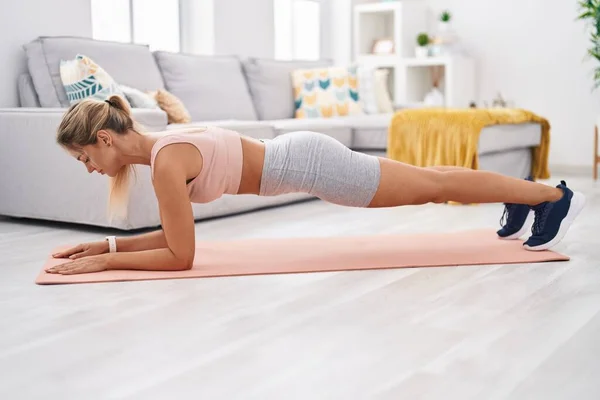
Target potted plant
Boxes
[415,33,430,58]
[576,0,600,89]
[439,10,452,32]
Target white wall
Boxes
[317,0,333,61]
[0,0,91,107]
[213,0,275,58]
[327,0,353,64]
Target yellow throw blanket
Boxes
[387,108,550,179]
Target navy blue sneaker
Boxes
[497,203,534,239]
[523,180,585,251]
[497,176,534,240]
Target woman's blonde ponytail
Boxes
[57,94,142,221]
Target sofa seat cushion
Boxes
[243,58,332,121]
[154,52,258,122]
[268,118,353,147]
[478,123,541,155]
[24,37,165,108]
[167,120,276,140]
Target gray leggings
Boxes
[259,131,381,207]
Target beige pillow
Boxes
[149,89,192,124]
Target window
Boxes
[91,0,131,43]
[132,0,180,52]
[292,0,320,60]
[91,0,180,52]
[274,0,321,60]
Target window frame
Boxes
[274,0,322,61]
[91,0,182,52]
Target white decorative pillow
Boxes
[357,66,379,114]
[60,54,128,105]
[357,67,394,114]
[120,85,159,109]
[374,69,394,113]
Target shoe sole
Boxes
[498,210,534,240]
[523,191,586,251]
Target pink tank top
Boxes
[150,126,243,203]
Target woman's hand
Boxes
[46,255,109,275]
[52,240,109,260]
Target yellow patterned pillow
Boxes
[291,66,363,119]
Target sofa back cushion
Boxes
[154,51,258,121]
[24,36,165,108]
[243,58,333,121]
[17,73,41,107]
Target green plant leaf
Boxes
[416,32,429,46]
[592,67,600,90]
[440,10,451,22]
[587,48,600,61]
[578,0,600,88]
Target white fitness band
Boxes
[106,236,117,253]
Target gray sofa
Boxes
[0,36,542,230]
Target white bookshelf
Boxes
[397,56,476,108]
[353,0,427,59]
[353,1,476,108]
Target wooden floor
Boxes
[1,174,599,399]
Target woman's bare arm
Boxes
[116,230,168,252]
[49,144,197,273]
[51,229,168,261]
[104,247,191,271]
[102,144,197,270]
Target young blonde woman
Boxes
[46,95,585,275]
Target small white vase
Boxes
[423,87,445,107]
[429,45,442,57]
[438,21,451,33]
[415,46,429,58]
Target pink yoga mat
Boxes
[36,229,569,285]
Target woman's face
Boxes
[68,130,121,177]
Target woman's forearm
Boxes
[116,230,168,252]
[104,248,193,271]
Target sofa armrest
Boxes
[0,108,160,228]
